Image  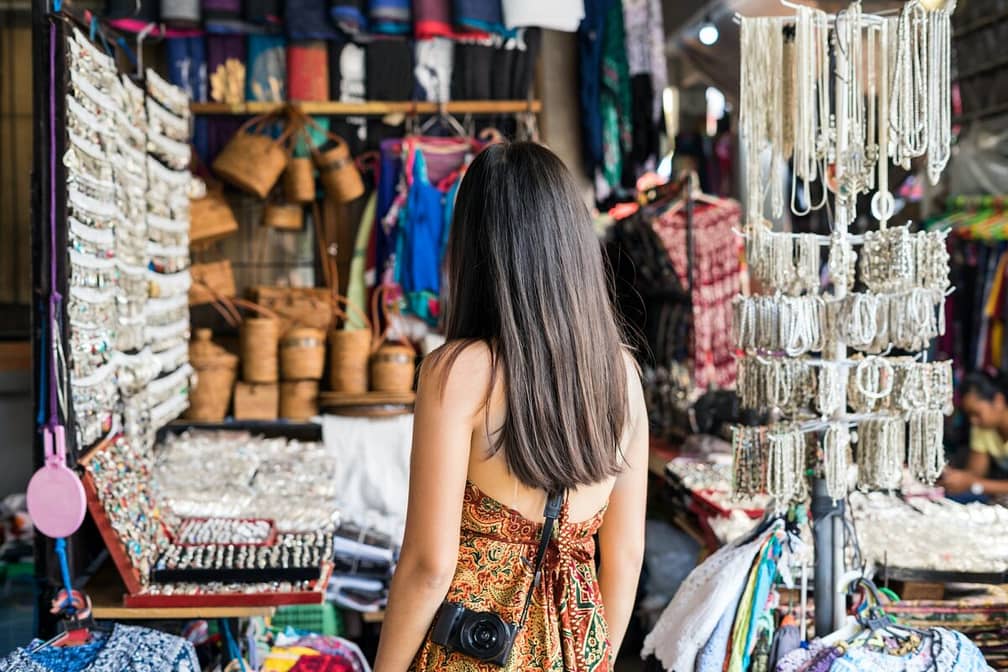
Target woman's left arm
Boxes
[373,347,485,672]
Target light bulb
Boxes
[698,22,719,46]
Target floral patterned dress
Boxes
[410,482,612,672]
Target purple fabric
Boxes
[805,646,843,672]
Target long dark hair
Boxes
[962,370,1007,401]
[434,142,630,492]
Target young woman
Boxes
[373,142,649,672]
[941,370,1008,499]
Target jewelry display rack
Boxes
[734,0,956,636]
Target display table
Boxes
[88,566,277,620]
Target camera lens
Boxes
[460,615,507,659]
[472,621,499,649]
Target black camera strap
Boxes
[517,490,565,628]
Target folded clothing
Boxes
[330,0,367,34]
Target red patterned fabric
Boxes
[651,199,742,390]
[410,482,612,672]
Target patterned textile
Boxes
[0,624,199,672]
[409,482,612,672]
[599,0,632,192]
[651,199,743,390]
[621,0,666,121]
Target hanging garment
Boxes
[204,35,245,162]
[415,38,454,102]
[346,194,376,329]
[599,0,633,191]
[629,73,659,170]
[288,41,330,101]
[577,0,605,176]
[165,31,208,161]
[330,0,367,35]
[286,0,340,40]
[725,538,780,672]
[767,617,802,670]
[247,35,286,102]
[414,0,454,38]
[166,36,208,102]
[642,528,778,671]
[502,0,584,31]
[409,483,613,671]
[365,39,414,100]
[622,0,666,122]
[368,0,411,35]
[395,146,450,324]
[0,624,199,672]
[693,577,748,672]
[651,199,743,389]
[451,41,494,101]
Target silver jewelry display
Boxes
[65,26,193,450]
[856,417,905,491]
[907,409,945,484]
[735,3,955,502]
[822,423,851,501]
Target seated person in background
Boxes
[941,371,1008,500]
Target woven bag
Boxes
[328,294,372,393]
[189,260,237,305]
[212,112,296,198]
[368,285,416,393]
[187,329,239,422]
[251,286,333,331]
[290,108,364,203]
[190,185,239,246]
[263,201,304,231]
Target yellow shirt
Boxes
[970,428,1008,473]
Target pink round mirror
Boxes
[26,426,87,539]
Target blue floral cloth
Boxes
[0,624,199,672]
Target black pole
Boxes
[811,477,843,637]
[31,0,53,639]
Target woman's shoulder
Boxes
[419,339,494,404]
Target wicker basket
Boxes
[280,380,319,420]
[190,186,239,247]
[284,156,316,203]
[241,316,281,383]
[190,260,237,305]
[212,113,295,199]
[280,326,326,381]
[233,382,279,420]
[187,329,238,421]
[328,328,371,393]
[252,286,333,332]
[263,202,304,231]
[370,343,415,393]
[315,136,364,203]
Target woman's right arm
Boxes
[597,360,649,660]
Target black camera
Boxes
[430,601,520,667]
